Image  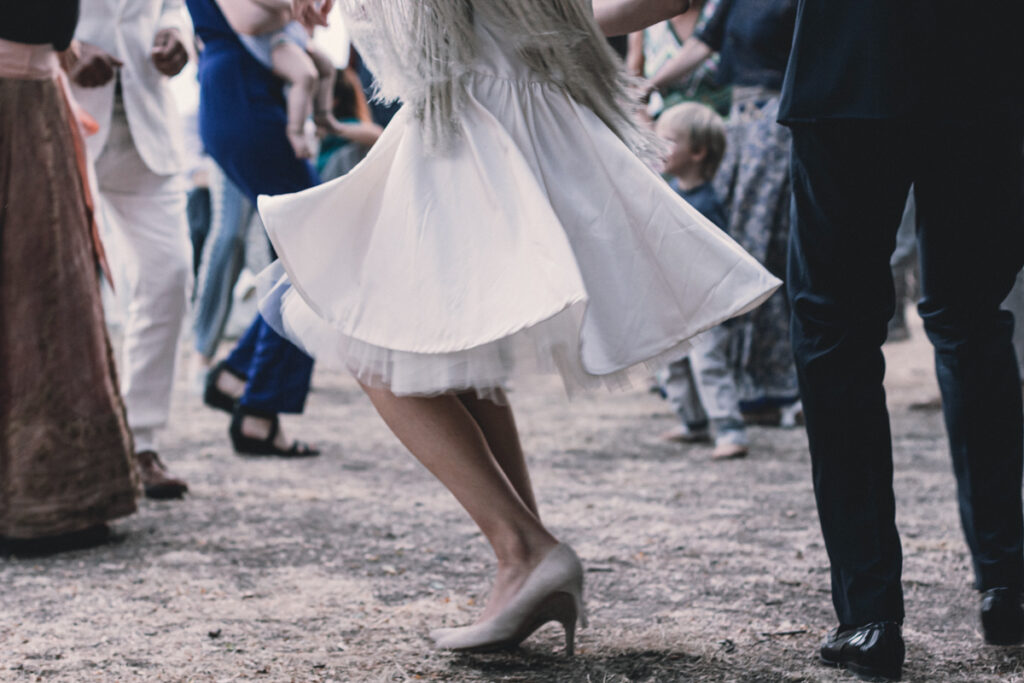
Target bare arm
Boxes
[594,0,692,36]
[649,37,712,92]
[250,0,291,11]
[333,120,383,148]
[625,31,646,77]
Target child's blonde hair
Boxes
[656,102,727,181]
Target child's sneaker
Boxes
[779,400,804,428]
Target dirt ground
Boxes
[4,310,1024,683]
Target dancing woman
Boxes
[270,0,780,654]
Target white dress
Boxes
[257,18,781,398]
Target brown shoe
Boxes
[136,451,188,500]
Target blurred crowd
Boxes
[3,0,1024,678]
[2,0,795,547]
[3,0,1022,554]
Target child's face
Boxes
[661,131,703,178]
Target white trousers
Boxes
[94,96,191,453]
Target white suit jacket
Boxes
[73,0,189,176]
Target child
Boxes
[262,0,780,655]
[656,101,748,459]
[224,0,345,159]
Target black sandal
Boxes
[229,407,320,457]
[204,361,246,414]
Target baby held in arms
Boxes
[220,0,347,159]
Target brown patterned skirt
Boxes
[0,74,137,539]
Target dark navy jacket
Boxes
[778,0,1024,123]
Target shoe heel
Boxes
[544,591,580,656]
[574,587,588,629]
[567,566,588,629]
[562,615,576,656]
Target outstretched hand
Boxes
[293,0,333,29]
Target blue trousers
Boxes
[224,316,311,415]
[788,118,1024,627]
[193,167,255,359]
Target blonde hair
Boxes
[338,0,663,164]
[656,102,726,181]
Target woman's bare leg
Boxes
[457,390,539,517]
[360,383,558,620]
[270,42,318,158]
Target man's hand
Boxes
[151,28,189,77]
[293,0,333,29]
[69,41,124,88]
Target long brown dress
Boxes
[0,41,137,539]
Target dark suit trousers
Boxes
[787,118,1024,626]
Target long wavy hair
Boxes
[338,0,661,163]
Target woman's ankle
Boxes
[216,368,246,398]
[492,527,558,569]
[240,414,273,440]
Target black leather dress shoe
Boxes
[820,621,904,681]
[981,587,1024,645]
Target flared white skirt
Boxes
[257,69,781,398]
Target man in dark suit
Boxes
[781,2,1024,680]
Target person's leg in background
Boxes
[1001,272,1024,375]
[717,98,800,427]
[690,321,749,459]
[201,136,321,456]
[194,164,255,363]
[305,44,340,133]
[913,119,1024,645]
[887,190,917,342]
[271,40,318,159]
[1003,141,1024,376]
[223,313,315,455]
[94,96,191,499]
[658,357,711,444]
[186,175,211,278]
[788,120,913,680]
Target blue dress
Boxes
[186,0,318,414]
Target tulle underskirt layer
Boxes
[259,261,774,402]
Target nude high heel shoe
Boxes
[430,543,587,655]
